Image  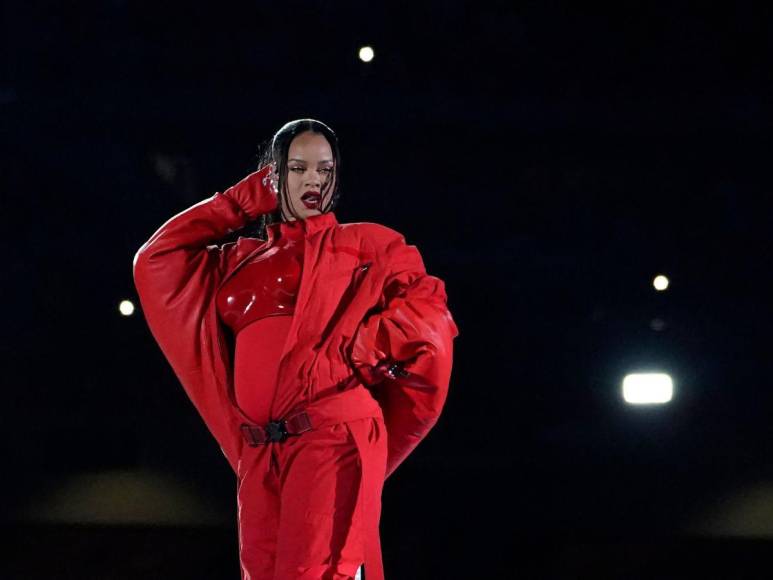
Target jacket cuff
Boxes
[222,165,278,220]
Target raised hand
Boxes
[261,161,279,196]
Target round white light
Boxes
[358,46,375,63]
[119,300,135,316]
[653,275,669,291]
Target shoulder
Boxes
[337,221,406,248]
[336,221,425,271]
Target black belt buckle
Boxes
[265,420,288,443]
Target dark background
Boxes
[3,1,772,578]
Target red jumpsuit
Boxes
[133,165,458,579]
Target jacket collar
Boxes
[270,211,338,238]
[224,211,339,299]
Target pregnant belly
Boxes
[233,315,293,424]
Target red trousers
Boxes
[236,385,388,580]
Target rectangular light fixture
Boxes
[622,373,674,404]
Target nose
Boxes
[304,169,322,189]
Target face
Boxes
[281,131,336,221]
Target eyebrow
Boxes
[288,158,334,164]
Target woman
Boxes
[133,119,458,579]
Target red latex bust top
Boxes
[216,220,305,335]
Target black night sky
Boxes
[3,2,772,578]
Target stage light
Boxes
[358,46,374,63]
[622,373,673,404]
[119,300,135,316]
[650,318,666,331]
[653,275,669,291]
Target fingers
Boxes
[262,162,279,195]
[271,163,279,194]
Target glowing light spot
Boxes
[278,304,285,309]
[277,277,283,283]
[622,373,674,404]
[119,300,135,316]
[653,275,670,291]
[358,46,375,63]
[650,318,666,331]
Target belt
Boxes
[239,381,384,447]
[240,411,312,445]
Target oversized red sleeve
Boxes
[132,167,277,473]
[350,231,459,479]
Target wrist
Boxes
[223,165,278,219]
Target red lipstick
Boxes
[301,190,321,209]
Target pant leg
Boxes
[237,445,281,580]
[273,417,387,580]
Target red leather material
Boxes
[215,219,307,424]
[240,380,380,446]
[231,315,291,424]
[215,221,304,334]
[133,164,458,579]
[237,413,387,579]
[133,164,279,476]
[134,167,458,475]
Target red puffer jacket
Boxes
[133,165,459,478]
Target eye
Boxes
[320,168,333,174]
[289,167,304,173]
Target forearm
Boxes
[134,169,274,263]
[352,274,455,377]
[133,168,276,348]
[349,229,459,478]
